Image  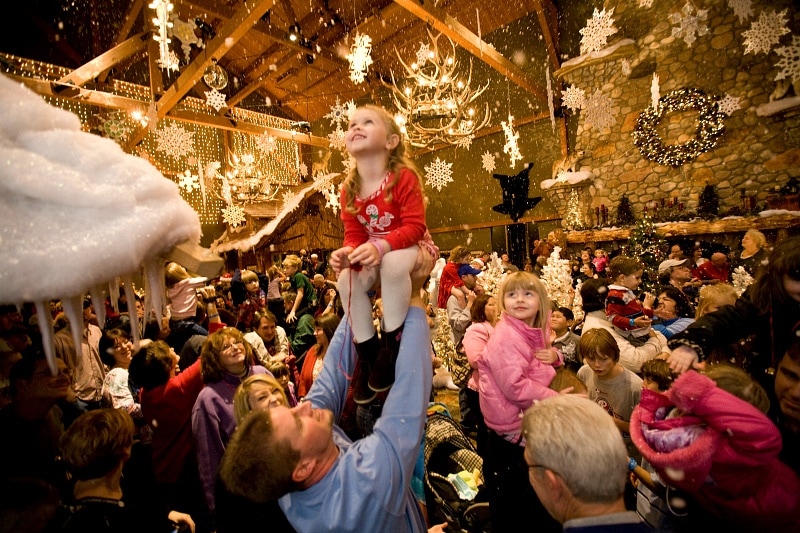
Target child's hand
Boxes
[330,247,353,274]
[642,292,656,308]
[535,347,559,365]
[348,242,381,268]
[632,316,651,328]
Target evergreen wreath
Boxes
[633,87,725,167]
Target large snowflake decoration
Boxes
[742,9,789,55]
[424,157,454,191]
[579,8,618,55]
[481,151,496,173]
[154,123,195,160]
[415,42,431,66]
[328,126,346,151]
[669,3,709,48]
[775,35,800,85]
[204,88,227,111]
[256,133,278,154]
[561,85,586,113]
[323,184,340,214]
[169,15,204,61]
[346,33,373,84]
[177,169,200,192]
[324,98,350,127]
[584,90,615,131]
[221,204,246,227]
[501,115,522,167]
[728,0,753,24]
[717,94,742,115]
[454,134,474,150]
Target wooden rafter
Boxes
[532,0,560,73]
[99,0,145,83]
[57,31,150,87]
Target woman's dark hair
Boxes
[580,278,610,313]
[98,328,130,368]
[314,314,341,348]
[201,327,257,383]
[470,294,492,323]
[751,235,800,310]
[128,340,174,390]
[657,285,694,319]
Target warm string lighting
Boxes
[386,31,490,148]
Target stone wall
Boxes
[552,0,800,227]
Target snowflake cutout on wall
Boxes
[561,85,586,113]
[584,90,615,131]
[221,204,246,227]
[204,88,227,111]
[328,126,346,151]
[324,98,350,126]
[728,0,753,24]
[298,163,308,178]
[415,43,431,66]
[669,3,709,48]
[742,9,789,55]
[154,123,195,160]
[346,33,373,84]
[424,157,454,191]
[501,115,522,167]
[177,169,200,192]
[256,133,278,154]
[482,151,496,173]
[579,8,617,55]
[775,35,800,85]
[717,94,742,115]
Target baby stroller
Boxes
[424,412,490,532]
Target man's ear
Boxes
[386,133,400,151]
[291,457,317,484]
[545,468,564,499]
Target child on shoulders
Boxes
[605,256,655,347]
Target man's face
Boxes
[270,402,335,460]
[24,358,71,402]
[775,355,800,429]
[501,254,510,263]
[711,253,727,268]
[671,265,692,283]
[461,274,477,290]
[670,245,684,259]
[256,318,278,342]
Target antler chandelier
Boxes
[386,31,490,149]
[220,152,282,204]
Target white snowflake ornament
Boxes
[177,169,200,192]
[717,94,742,115]
[424,157,454,191]
[580,8,618,55]
[204,88,227,111]
[346,33,373,84]
[562,85,586,113]
[324,98,350,127]
[454,135,474,150]
[415,43,431,66]
[328,126,346,151]
[584,90,615,131]
[221,204,246,227]
[742,9,789,55]
[256,133,278,154]
[298,163,308,178]
[669,3,709,48]
[775,35,800,86]
[728,0,753,24]
[481,151,496,173]
[501,116,522,167]
[323,184,340,214]
[154,123,195,160]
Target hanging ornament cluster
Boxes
[668,3,709,48]
[501,115,522,167]
[150,0,179,71]
[579,8,618,55]
[633,88,726,167]
[742,9,789,55]
[346,33,373,84]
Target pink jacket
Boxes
[630,371,800,530]
[477,315,558,437]
[462,321,493,392]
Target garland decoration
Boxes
[633,87,725,167]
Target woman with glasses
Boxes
[191,327,269,525]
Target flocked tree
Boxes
[616,194,635,226]
[697,183,720,219]
[540,246,574,308]
[623,217,665,291]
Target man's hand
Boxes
[410,248,435,308]
[667,345,700,374]
[330,247,353,274]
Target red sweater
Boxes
[140,358,204,484]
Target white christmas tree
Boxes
[540,246,573,308]
[572,279,584,323]
[479,253,507,299]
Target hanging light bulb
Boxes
[203,61,228,90]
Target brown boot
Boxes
[368,325,403,392]
[354,335,379,405]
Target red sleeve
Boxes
[382,168,427,251]
[341,184,368,249]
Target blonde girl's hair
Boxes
[342,104,425,215]
[283,255,301,269]
[696,283,738,319]
[165,261,191,288]
[241,270,259,284]
[497,271,551,331]
[234,374,289,425]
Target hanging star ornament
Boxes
[491,163,542,223]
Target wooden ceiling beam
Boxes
[99,0,145,83]
[532,0,560,73]
[57,31,150,87]
[392,0,549,103]
[155,0,276,118]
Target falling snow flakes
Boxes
[256,133,278,154]
[221,204,246,227]
[717,94,742,116]
[742,9,790,55]
[584,90,615,132]
[425,157,454,191]
[562,85,586,113]
[728,0,753,24]
[177,169,200,192]
[669,3,709,48]
[579,8,618,55]
[775,35,800,86]
[154,123,195,160]
[482,151,496,173]
[204,88,227,112]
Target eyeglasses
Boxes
[221,341,245,351]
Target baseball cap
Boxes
[658,258,688,275]
[458,264,482,277]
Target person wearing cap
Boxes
[658,258,700,307]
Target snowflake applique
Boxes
[717,94,742,115]
[728,0,753,24]
[561,85,586,113]
[204,88,227,111]
[103,118,129,140]
[775,34,800,85]
[424,157,454,191]
[669,3,709,48]
[742,9,790,55]
[584,90,615,131]
[256,133,278,154]
[481,151,496,173]
[501,116,522,167]
[454,135,474,150]
[579,8,618,55]
[157,50,180,72]
[415,43,431,66]
[221,204,246,227]
[298,163,308,178]
[324,98,349,126]
[328,126,346,151]
[177,169,200,192]
[154,123,195,160]
[638,0,654,8]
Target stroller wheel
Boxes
[463,502,490,532]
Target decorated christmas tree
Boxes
[479,252,507,299]
[616,194,635,226]
[540,246,574,308]
[697,183,720,219]
[623,216,665,290]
